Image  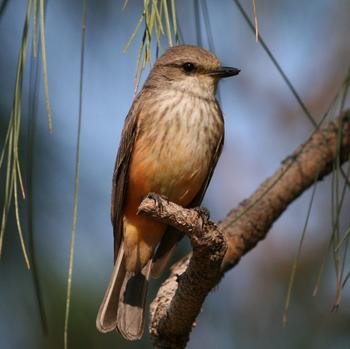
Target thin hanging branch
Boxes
[0,0,33,268]
[138,110,350,349]
[26,0,49,334]
[233,0,317,127]
[39,0,53,132]
[123,0,178,93]
[0,0,53,270]
[63,1,87,348]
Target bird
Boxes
[96,44,240,340]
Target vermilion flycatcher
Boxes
[96,45,240,340]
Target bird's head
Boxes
[145,45,240,99]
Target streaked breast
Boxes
[129,88,224,204]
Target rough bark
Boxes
[137,110,350,349]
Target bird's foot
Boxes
[146,192,169,212]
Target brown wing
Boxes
[151,113,224,277]
[111,94,142,261]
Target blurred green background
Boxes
[1,0,350,348]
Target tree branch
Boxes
[138,110,350,349]
[138,196,226,348]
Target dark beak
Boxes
[209,66,241,78]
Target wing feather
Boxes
[111,94,142,261]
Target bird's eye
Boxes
[182,62,196,73]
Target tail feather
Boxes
[96,242,151,340]
[117,261,151,340]
[96,243,126,332]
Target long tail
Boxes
[96,242,151,340]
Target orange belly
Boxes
[122,133,209,272]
